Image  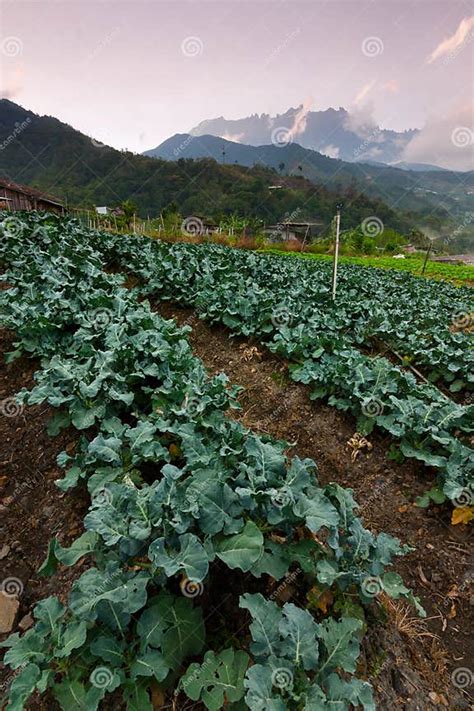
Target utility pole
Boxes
[331,203,342,300]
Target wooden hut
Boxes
[0,178,65,213]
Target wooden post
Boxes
[331,205,342,301]
[421,240,432,275]
[301,224,310,252]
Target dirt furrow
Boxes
[0,329,88,706]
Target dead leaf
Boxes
[398,504,409,513]
[447,603,457,619]
[307,585,334,613]
[451,507,474,525]
[446,585,459,600]
[240,345,262,362]
[169,443,181,458]
[347,433,372,462]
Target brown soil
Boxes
[156,302,474,711]
[0,329,89,705]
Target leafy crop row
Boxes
[260,250,474,286]
[0,212,424,710]
[102,232,473,508]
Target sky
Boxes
[0,0,473,168]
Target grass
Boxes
[258,249,474,285]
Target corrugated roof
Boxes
[0,177,64,207]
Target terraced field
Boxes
[0,212,472,711]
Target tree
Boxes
[278,162,285,174]
[121,199,137,229]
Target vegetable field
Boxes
[110,231,473,511]
[0,212,472,711]
[259,251,474,286]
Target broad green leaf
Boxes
[292,491,339,533]
[244,664,286,711]
[5,663,40,711]
[39,532,98,575]
[130,649,169,681]
[316,617,363,677]
[55,620,88,658]
[240,593,281,659]
[87,434,122,464]
[68,566,149,630]
[52,679,108,711]
[251,541,291,579]
[182,648,250,711]
[279,603,319,670]
[381,572,410,598]
[137,592,205,669]
[90,634,126,663]
[148,533,209,582]
[215,521,264,572]
[33,596,65,636]
[324,672,375,711]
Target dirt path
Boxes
[157,302,474,711]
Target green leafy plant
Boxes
[0,211,446,711]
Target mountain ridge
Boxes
[188,105,419,164]
[0,99,412,234]
[144,132,474,236]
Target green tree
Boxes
[121,199,137,229]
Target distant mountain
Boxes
[0,100,411,233]
[356,160,449,172]
[392,162,449,172]
[189,106,419,165]
[144,133,474,236]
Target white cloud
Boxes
[321,144,340,159]
[344,102,377,138]
[220,132,244,143]
[288,96,313,138]
[403,103,474,171]
[427,15,474,63]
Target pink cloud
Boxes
[427,15,474,63]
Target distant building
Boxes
[95,206,109,215]
[264,221,323,242]
[402,244,417,253]
[0,177,65,213]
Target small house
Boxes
[0,177,65,213]
[264,221,323,243]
